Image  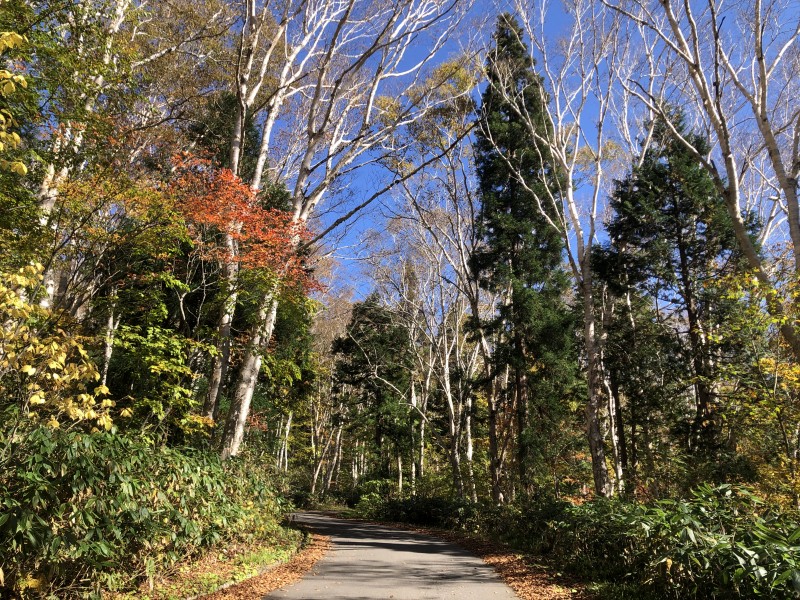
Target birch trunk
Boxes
[397,454,403,495]
[410,382,417,494]
[220,295,278,459]
[204,247,239,420]
[583,272,612,497]
[465,395,478,503]
[601,286,625,494]
[325,423,343,494]
[281,412,292,471]
[101,304,120,388]
[311,431,333,496]
[487,385,503,503]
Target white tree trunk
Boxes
[220,295,278,459]
[101,303,120,388]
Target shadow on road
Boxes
[268,511,518,598]
[293,513,473,558]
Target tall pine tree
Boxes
[472,13,573,497]
[604,110,755,459]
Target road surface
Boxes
[266,512,518,600]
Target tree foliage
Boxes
[3,1,800,597]
[471,13,575,490]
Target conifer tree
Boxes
[333,294,413,480]
[472,13,573,494]
[605,111,755,458]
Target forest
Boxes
[1,0,800,598]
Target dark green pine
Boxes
[471,13,574,488]
[605,109,756,458]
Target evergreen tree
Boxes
[590,254,689,494]
[604,110,755,459]
[472,13,573,492]
[332,294,413,480]
[187,92,261,181]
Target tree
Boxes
[369,216,484,500]
[590,268,687,495]
[479,0,631,496]
[605,113,752,455]
[604,0,800,360]
[333,295,414,486]
[368,61,488,499]
[714,267,800,507]
[472,13,574,497]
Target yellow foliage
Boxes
[374,95,403,125]
[0,32,26,52]
[179,413,215,436]
[19,573,46,591]
[0,31,27,176]
[715,270,800,507]
[0,264,112,429]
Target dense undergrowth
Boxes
[353,484,800,599]
[0,427,299,598]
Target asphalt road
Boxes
[265,512,518,600]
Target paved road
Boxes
[266,512,518,600]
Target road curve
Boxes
[265,512,519,600]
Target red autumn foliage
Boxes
[170,154,316,293]
[246,411,270,433]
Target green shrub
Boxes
[0,426,296,597]
[356,485,800,599]
[633,484,800,599]
[352,479,394,518]
[375,496,478,528]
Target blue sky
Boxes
[311,0,580,301]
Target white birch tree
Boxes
[218,0,472,459]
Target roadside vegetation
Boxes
[352,485,800,599]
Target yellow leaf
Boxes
[29,393,44,405]
[10,161,27,176]
[0,32,26,50]
[21,364,35,376]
